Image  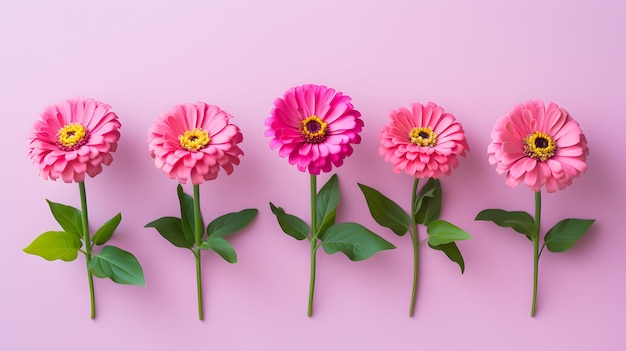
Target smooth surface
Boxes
[1,0,624,349]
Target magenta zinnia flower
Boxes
[487,100,589,193]
[147,102,244,184]
[28,97,121,183]
[379,102,469,178]
[264,84,364,175]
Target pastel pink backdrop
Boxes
[1,0,624,350]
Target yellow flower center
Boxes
[409,127,437,147]
[179,128,210,151]
[299,115,328,143]
[524,131,556,161]
[57,123,87,150]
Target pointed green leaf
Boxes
[207,209,258,238]
[145,216,193,248]
[46,200,82,240]
[23,231,81,261]
[427,220,472,246]
[92,213,122,245]
[178,184,199,245]
[320,222,396,261]
[316,174,339,236]
[199,237,237,263]
[88,245,145,286]
[358,183,410,236]
[429,242,465,273]
[475,209,535,239]
[414,178,442,225]
[545,218,595,252]
[269,203,309,240]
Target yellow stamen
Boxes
[57,123,87,150]
[299,115,328,143]
[179,128,210,151]
[409,127,437,147]
[524,131,556,161]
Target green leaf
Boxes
[88,246,145,286]
[358,183,410,236]
[46,200,83,240]
[23,231,81,261]
[178,184,199,245]
[199,237,237,263]
[545,218,595,253]
[269,202,310,240]
[427,220,472,246]
[414,178,442,225]
[429,242,465,273]
[92,213,122,245]
[320,222,396,261]
[144,216,193,248]
[316,174,339,236]
[207,209,258,238]
[475,209,535,239]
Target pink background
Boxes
[1,0,625,349]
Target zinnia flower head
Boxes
[28,97,121,183]
[147,102,243,184]
[487,100,589,193]
[379,102,469,179]
[264,84,364,175]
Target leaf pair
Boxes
[269,174,395,261]
[358,180,471,273]
[145,185,258,263]
[24,200,123,260]
[23,199,145,286]
[268,174,341,242]
[475,209,594,253]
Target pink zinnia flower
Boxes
[487,100,589,193]
[264,84,364,175]
[28,97,121,183]
[147,102,243,184]
[379,102,469,178]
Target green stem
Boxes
[308,174,318,317]
[194,249,203,320]
[193,184,204,321]
[531,191,542,317]
[78,181,96,320]
[409,178,420,317]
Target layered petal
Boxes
[265,84,363,174]
[28,97,121,183]
[487,100,588,192]
[379,102,469,179]
[147,102,244,184]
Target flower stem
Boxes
[193,249,203,320]
[409,178,420,317]
[531,191,542,317]
[308,174,318,317]
[78,181,96,320]
[193,184,204,320]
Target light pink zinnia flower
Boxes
[487,100,589,193]
[379,102,469,178]
[264,84,364,175]
[28,97,121,183]
[147,102,243,184]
